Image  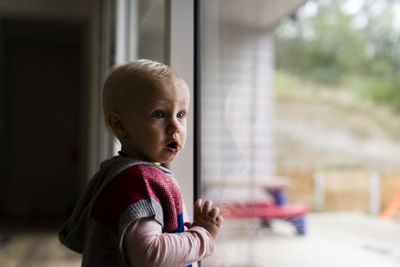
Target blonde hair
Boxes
[102,59,173,131]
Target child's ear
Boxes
[108,112,126,139]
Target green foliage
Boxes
[274,0,400,112]
[360,77,400,110]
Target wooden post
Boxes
[369,172,380,216]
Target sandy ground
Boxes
[0,212,399,267]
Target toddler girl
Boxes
[59,59,223,267]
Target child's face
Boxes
[119,74,190,164]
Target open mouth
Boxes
[165,139,180,154]
[166,141,178,149]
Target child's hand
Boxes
[191,199,223,241]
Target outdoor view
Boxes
[201,0,400,266]
[274,0,400,214]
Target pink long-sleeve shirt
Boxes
[124,217,214,267]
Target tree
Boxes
[274,0,400,110]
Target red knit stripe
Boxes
[138,165,183,232]
[92,166,153,234]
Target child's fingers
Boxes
[202,200,212,218]
[209,207,220,219]
[194,198,202,219]
[216,215,224,227]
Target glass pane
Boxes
[199,0,400,266]
[131,0,165,62]
[200,1,295,266]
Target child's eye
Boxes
[152,111,166,119]
[177,112,185,119]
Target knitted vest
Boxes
[58,156,191,266]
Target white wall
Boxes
[168,0,195,220]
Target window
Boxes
[198,0,400,266]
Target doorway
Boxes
[0,19,84,221]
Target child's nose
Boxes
[167,125,179,135]
[167,119,180,135]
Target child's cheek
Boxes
[180,130,187,147]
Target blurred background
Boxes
[200,0,400,266]
[1,0,399,266]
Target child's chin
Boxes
[160,155,177,164]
